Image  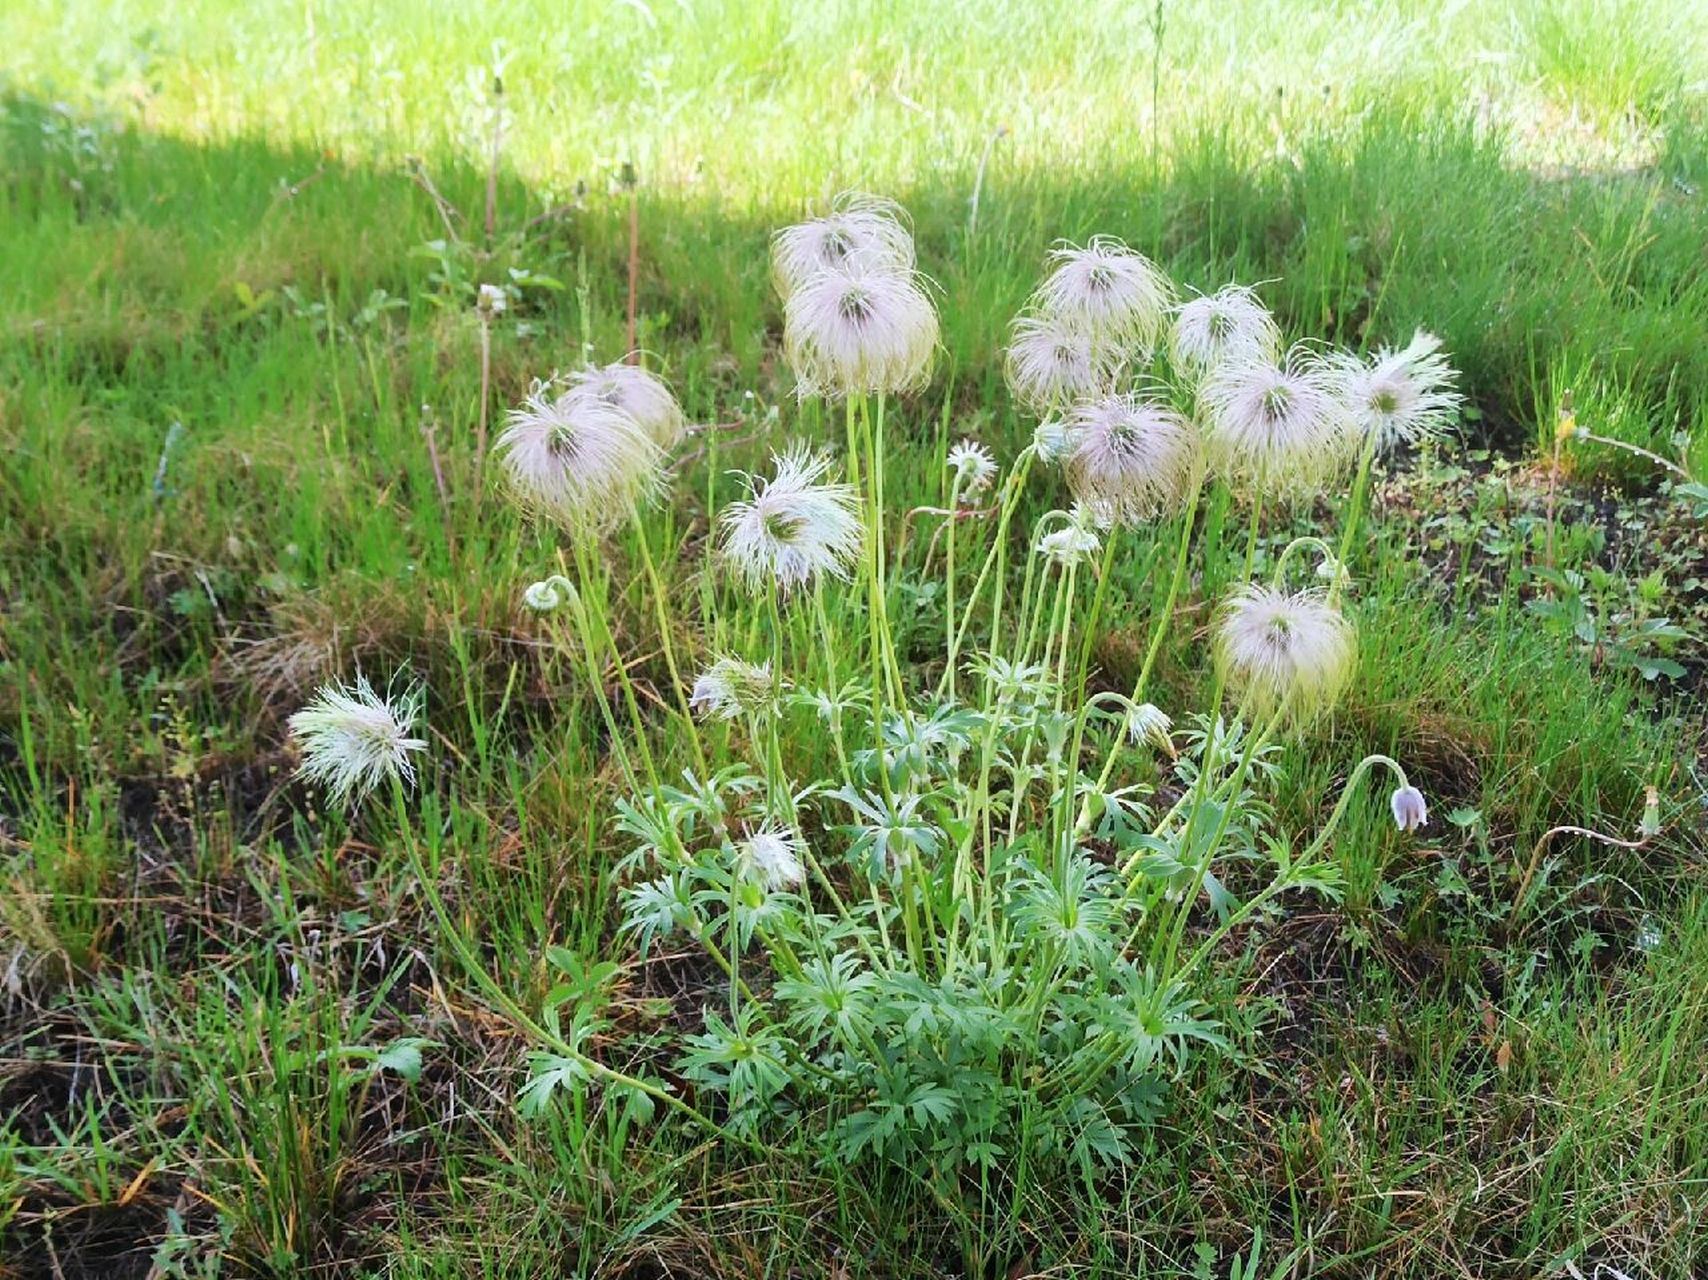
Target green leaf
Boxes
[374,1037,435,1084]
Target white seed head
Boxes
[770,192,916,298]
[783,252,939,398]
[1199,347,1352,491]
[288,676,427,806]
[690,656,780,722]
[567,362,687,450]
[1032,237,1175,351]
[1330,330,1462,452]
[1004,310,1124,414]
[1061,393,1201,525]
[1390,784,1429,833]
[1125,702,1174,751]
[1214,585,1356,719]
[737,824,806,890]
[946,439,999,496]
[495,381,663,528]
[720,446,863,592]
[1170,284,1280,374]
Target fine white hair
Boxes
[1214,585,1356,719]
[1329,330,1462,452]
[494,381,663,528]
[1170,284,1281,375]
[1199,347,1351,492]
[1061,392,1201,525]
[1031,237,1175,353]
[288,676,427,805]
[783,252,939,399]
[566,361,687,450]
[770,192,916,299]
[1004,310,1124,414]
[719,446,864,592]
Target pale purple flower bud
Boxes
[1390,785,1428,833]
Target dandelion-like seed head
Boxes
[288,676,427,806]
[495,381,663,528]
[719,446,864,592]
[567,361,687,450]
[1214,585,1356,720]
[690,656,780,722]
[1170,284,1280,374]
[783,253,939,398]
[1390,785,1429,833]
[1331,330,1462,452]
[1200,347,1351,492]
[1061,392,1201,525]
[737,824,806,890]
[1004,310,1124,413]
[1033,237,1174,351]
[1125,702,1174,751]
[770,192,916,298]
[946,439,999,497]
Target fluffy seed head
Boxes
[495,381,663,528]
[737,824,806,890]
[1032,237,1174,351]
[770,192,916,298]
[1330,331,1462,452]
[690,656,780,722]
[946,439,999,496]
[1390,785,1429,833]
[288,676,427,806]
[1061,393,1201,524]
[1170,284,1280,374]
[1004,310,1124,413]
[719,446,863,592]
[783,253,939,398]
[1200,347,1351,491]
[567,362,687,450]
[1214,585,1356,719]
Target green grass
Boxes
[2,1,1706,1276]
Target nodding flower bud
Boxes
[1032,420,1074,462]
[1390,785,1428,833]
[1035,506,1103,567]
[523,576,579,614]
[1314,555,1352,592]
